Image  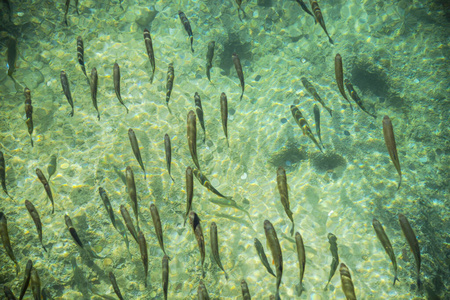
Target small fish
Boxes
[291,105,323,153]
[197,280,210,300]
[399,213,421,289]
[217,213,254,231]
[254,237,276,277]
[150,203,168,257]
[325,232,339,290]
[309,0,333,44]
[125,166,139,232]
[166,63,174,112]
[313,104,324,148]
[189,211,206,278]
[128,129,146,179]
[178,11,194,52]
[264,220,283,300]
[30,268,41,300]
[120,205,139,244]
[64,0,70,25]
[206,41,215,81]
[99,187,116,228]
[164,134,175,182]
[220,92,229,146]
[339,263,357,300]
[382,116,402,189]
[143,29,156,83]
[3,286,16,300]
[209,198,252,223]
[295,0,314,20]
[210,222,228,280]
[65,214,83,248]
[334,54,352,110]
[301,77,333,116]
[372,218,399,285]
[232,53,245,100]
[90,67,100,120]
[7,36,17,78]
[47,154,57,180]
[241,279,251,300]
[162,255,169,300]
[24,88,34,147]
[194,92,206,143]
[184,167,194,226]
[109,272,124,300]
[193,168,232,200]
[187,110,201,170]
[19,260,33,300]
[113,62,128,113]
[0,212,19,275]
[277,167,294,236]
[235,0,246,21]
[295,232,306,296]
[76,36,89,84]
[36,168,54,214]
[25,200,47,252]
[0,151,12,199]
[344,79,376,119]
[60,71,74,116]
[137,230,148,287]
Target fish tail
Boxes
[275,290,281,300]
[417,277,422,290]
[240,92,243,101]
[397,175,402,190]
[329,37,334,44]
[393,275,399,286]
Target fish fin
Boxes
[393,276,399,286]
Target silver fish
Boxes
[232,53,245,100]
[184,166,194,226]
[36,168,54,214]
[113,62,128,113]
[90,67,100,120]
[150,203,167,256]
[60,71,74,116]
[128,129,146,179]
[264,220,283,300]
[210,222,228,279]
[25,200,47,252]
[164,133,175,182]
[126,166,139,232]
[220,92,229,146]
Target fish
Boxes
[143,29,156,83]
[309,0,333,44]
[325,232,339,290]
[3,286,16,300]
[0,212,19,275]
[0,151,12,199]
[264,220,283,300]
[313,104,324,148]
[194,92,206,143]
[178,11,194,52]
[205,41,215,81]
[113,62,129,113]
[137,230,148,287]
[109,272,124,300]
[339,263,357,300]
[399,213,421,289]
[210,222,228,280]
[19,260,33,300]
[241,279,251,300]
[209,198,252,223]
[162,255,169,300]
[64,0,70,25]
[24,87,34,147]
[98,187,116,228]
[295,0,314,20]
[47,154,57,180]
[7,36,17,77]
[150,203,168,256]
[164,134,175,182]
[301,77,333,117]
[197,280,210,300]
[36,168,54,214]
[76,36,89,84]
[189,211,205,278]
[344,79,377,119]
[220,92,229,146]
[372,218,398,285]
[290,105,323,153]
[276,167,294,236]
[295,232,306,296]
[216,213,254,231]
[254,237,276,277]
[187,110,201,170]
[166,63,174,112]
[125,166,139,232]
[25,200,47,252]
[120,205,139,244]
[41,288,51,300]
[90,67,100,120]
[232,53,245,100]
[235,0,246,21]
[30,268,41,300]
[193,168,232,200]
[65,214,83,248]
[334,54,352,110]
[382,116,402,189]
[128,129,146,179]
[60,71,74,116]
[182,167,194,227]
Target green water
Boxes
[0,0,449,299]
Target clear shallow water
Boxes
[0,0,449,299]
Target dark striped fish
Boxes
[210,222,228,280]
[128,129,146,179]
[184,166,194,226]
[113,62,128,113]
[372,218,398,285]
[189,211,205,278]
[76,36,89,84]
[295,232,306,296]
[47,154,57,181]
[137,230,148,287]
[125,166,139,232]
[64,0,70,25]
[277,167,294,236]
[232,53,245,100]
[187,110,201,170]
[25,200,47,252]
[4,285,16,300]
[194,92,206,143]
[178,11,194,52]
[301,77,333,116]
[30,268,41,300]
[264,220,283,300]
[19,260,32,300]
[143,29,156,83]
[109,272,124,300]
[65,214,83,248]
[206,41,215,81]
[193,168,232,200]
[0,212,19,275]
[334,54,352,110]
[162,255,169,300]
[339,263,357,300]
[120,205,138,244]
[291,105,323,153]
[60,71,74,116]
[325,233,339,290]
[241,279,251,300]
[24,87,34,147]
[36,168,54,214]
[150,203,168,256]
[313,104,324,148]
[295,0,314,20]
[399,214,421,289]
[164,133,175,182]
[90,67,100,120]
[254,237,276,277]
[220,92,229,146]
[382,116,401,189]
[0,151,12,199]
[166,63,174,112]
[309,0,333,44]
[344,79,376,119]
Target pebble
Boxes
[280,118,287,124]
[241,172,247,179]
[255,75,261,81]
[344,130,350,136]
